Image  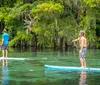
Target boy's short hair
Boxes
[80,30,85,36]
[3,29,7,32]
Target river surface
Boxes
[0,48,100,85]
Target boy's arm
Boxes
[1,35,4,45]
[72,38,79,43]
[1,39,4,45]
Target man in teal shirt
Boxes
[1,29,9,58]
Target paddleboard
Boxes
[45,65,100,72]
[0,57,47,60]
[0,58,29,60]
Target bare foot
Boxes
[84,66,87,68]
[0,57,4,58]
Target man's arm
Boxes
[72,38,79,43]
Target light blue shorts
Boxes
[79,48,87,58]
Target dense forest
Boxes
[0,0,100,49]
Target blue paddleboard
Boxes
[45,65,100,72]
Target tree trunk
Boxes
[65,41,68,50]
[60,37,64,49]
[54,18,59,49]
[53,39,57,50]
[0,20,5,33]
[34,34,37,49]
[23,0,33,3]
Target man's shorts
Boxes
[79,47,87,58]
[1,44,8,50]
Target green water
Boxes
[0,48,100,85]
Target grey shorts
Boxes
[79,47,87,58]
[1,44,8,50]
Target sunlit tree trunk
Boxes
[54,18,59,49]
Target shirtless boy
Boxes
[72,30,87,68]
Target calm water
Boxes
[0,48,100,85]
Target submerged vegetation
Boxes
[0,0,100,49]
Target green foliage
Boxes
[83,0,100,7]
[96,41,100,48]
[31,2,64,20]
[30,2,64,47]
[0,0,99,48]
[0,7,10,21]
[5,3,31,23]
[9,31,32,47]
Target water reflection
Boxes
[45,69,87,85]
[79,71,87,85]
[1,60,9,85]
